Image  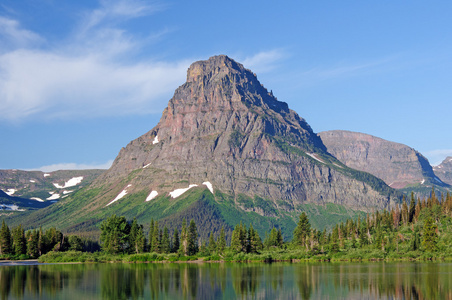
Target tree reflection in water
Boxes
[0,262,452,299]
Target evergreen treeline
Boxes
[3,188,452,262]
[0,221,99,259]
[99,215,227,256]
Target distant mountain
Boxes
[0,190,53,213]
[319,130,449,196]
[434,157,452,186]
[0,169,105,211]
[4,56,400,238]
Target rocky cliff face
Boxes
[434,157,452,185]
[319,130,446,189]
[92,55,397,212]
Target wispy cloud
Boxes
[0,1,188,123]
[29,160,114,172]
[292,57,395,87]
[241,49,286,74]
[0,17,43,49]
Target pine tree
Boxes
[401,196,409,225]
[411,226,420,251]
[129,218,140,254]
[161,227,170,254]
[231,224,243,253]
[408,192,416,223]
[172,228,180,253]
[12,225,26,255]
[187,219,198,256]
[208,231,217,254]
[148,219,154,252]
[26,229,39,258]
[217,226,226,253]
[422,217,438,252]
[151,221,160,253]
[293,212,311,248]
[179,218,188,255]
[0,220,12,255]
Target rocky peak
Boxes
[433,156,452,185]
[319,130,446,189]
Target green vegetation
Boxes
[4,189,450,263]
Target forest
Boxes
[1,189,451,263]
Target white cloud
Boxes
[241,49,286,74]
[0,17,43,49]
[0,1,189,123]
[29,160,114,172]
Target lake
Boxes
[0,261,451,299]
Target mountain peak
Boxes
[187,55,245,83]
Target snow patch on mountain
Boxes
[47,193,60,200]
[169,184,198,198]
[143,163,152,169]
[0,204,24,211]
[30,180,36,183]
[30,197,44,202]
[306,153,325,164]
[53,176,83,189]
[44,173,51,177]
[153,136,159,144]
[107,184,132,206]
[202,181,214,194]
[146,190,158,201]
[5,189,16,196]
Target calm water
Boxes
[0,261,451,299]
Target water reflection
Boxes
[0,262,452,299]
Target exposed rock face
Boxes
[434,157,452,185]
[319,130,445,189]
[93,55,397,212]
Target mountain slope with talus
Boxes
[5,55,401,238]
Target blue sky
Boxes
[1,0,452,171]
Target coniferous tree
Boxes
[0,220,12,255]
[217,226,226,253]
[12,225,26,255]
[231,224,243,253]
[293,212,311,248]
[148,219,154,253]
[422,217,438,252]
[401,196,409,225]
[408,192,416,223]
[161,227,170,254]
[100,215,131,254]
[187,219,198,255]
[411,226,421,251]
[208,231,217,254]
[151,221,160,253]
[179,218,188,255]
[172,228,180,253]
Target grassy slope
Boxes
[1,183,368,242]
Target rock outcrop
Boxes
[434,157,452,185]
[319,130,446,189]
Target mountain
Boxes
[319,130,449,195]
[0,190,53,213]
[3,56,400,238]
[434,157,452,186]
[0,169,105,210]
